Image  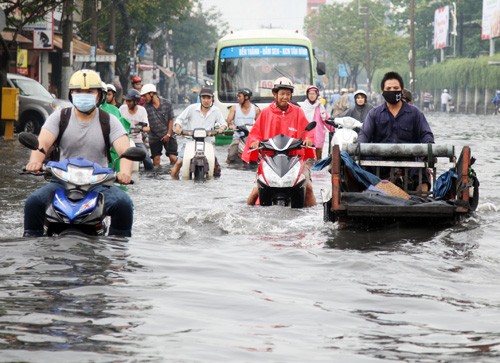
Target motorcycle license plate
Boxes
[195,141,204,152]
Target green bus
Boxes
[206,29,325,117]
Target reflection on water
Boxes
[325,223,443,250]
[0,235,144,360]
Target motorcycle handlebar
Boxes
[249,139,313,152]
[20,169,47,176]
[179,129,220,137]
[20,168,134,184]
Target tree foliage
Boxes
[1,0,66,36]
[304,0,407,91]
[169,1,227,86]
[75,0,225,88]
[388,0,488,64]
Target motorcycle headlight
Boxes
[193,129,207,138]
[51,165,108,186]
[260,161,302,187]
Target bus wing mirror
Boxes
[206,60,215,75]
[316,62,326,76]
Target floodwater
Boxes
[0,112,499,362]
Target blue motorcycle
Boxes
[19,132,145,236]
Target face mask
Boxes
[72,93,97,112]
[382,90,402,105]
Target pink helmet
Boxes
[306,85,319,94]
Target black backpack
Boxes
[46,107,112,163]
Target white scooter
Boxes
[326,116,363,151]
[317,117,363,216]
[314,116,363,171]
[179,128,217,181]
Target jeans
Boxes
[24,182,134,237]
[136,142,154,170]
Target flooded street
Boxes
[0,112,499,362]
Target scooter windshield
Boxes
[262,134,303,152]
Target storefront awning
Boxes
[53,34,116,62]
[137,64,175,78]
[157,65,175,78]
[1,31,32,44]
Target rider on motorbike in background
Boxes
[170,87,227,179]
[23,69,134,237]
[242,77,316,206]
[298,85,332,160]
[226,88,261,163]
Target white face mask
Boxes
[72,93,97,112]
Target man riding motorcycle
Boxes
[23,69,135,237]
[242,77,316,206]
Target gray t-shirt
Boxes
[43,107,127,167]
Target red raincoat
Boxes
[242,102,315,163]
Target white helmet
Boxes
[106,84,116,93]
[354,89,367,98]
[140,83,157,95]
[443,89,448,93]
[272,77,294,93]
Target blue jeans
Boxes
[24,182,134,237]
[136,142,154,170]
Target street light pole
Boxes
[409,0,416,95]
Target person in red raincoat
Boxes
[242,77,316,206]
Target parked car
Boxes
[6,73,72,134]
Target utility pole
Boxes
[359,0,371,92]
[109,2,116,83]
[109,3,115,54]
[61,0,73,101]
[90,0,99,70]
[409,0,416,94]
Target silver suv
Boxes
[6,73,72,134]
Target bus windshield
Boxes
[217,44,312,103]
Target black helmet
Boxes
[199,87,214,97]
[124,88,141,102]
[238,88,252,98]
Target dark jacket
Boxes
[359,102,434,144]
[340,103,373,123]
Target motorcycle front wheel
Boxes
[193,165,205,182]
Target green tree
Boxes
[305,0,406,91]
[170,1,227,88]
[1,0,66,37]
[388,0,487,65]
[75,0,191,88]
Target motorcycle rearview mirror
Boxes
[298,121,317,141]
[120,147,147,162]
[305,121,317,132]
[325,118,336,127]
[18,132,46,154]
